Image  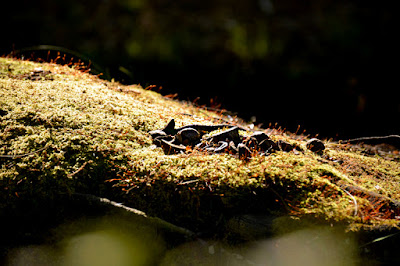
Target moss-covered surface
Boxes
[1,57,399,239]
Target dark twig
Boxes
[341,135,400,148]
[67,160,93,178]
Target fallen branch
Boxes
[70,193,195,240]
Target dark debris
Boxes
[149,119,321,159]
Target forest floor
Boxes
[1,57,399,265]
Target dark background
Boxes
[1,0,398,139]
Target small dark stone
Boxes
[242,136,259,150]
[250,131,270,142]
[259,139,279,152]
[149,129,174,147]
[277,140,295,152]
[306,138,325,153]
[175,128,201,146]
[148,120,300,159]
[208,127,240,144]
[293,144,304,152]
[162,119,176,135]
[149,129,167,139]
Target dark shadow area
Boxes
[2,0,398,139]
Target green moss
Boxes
[1,57,399,234]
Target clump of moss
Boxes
[1,57,399,235]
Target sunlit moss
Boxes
[1,57,399,233]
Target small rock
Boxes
[242,136,259,150]
[175,128,201,146]
[162,119,176,135]
[208,127,240,144]
[277,140,294,152]
[259,139,279,152]
[306,138,325,153]
[250,131,270,142]
[149,129,167,139]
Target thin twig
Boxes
[179,179,200,185]
[0,144,49,159]
[359,231,400,248]
[340,187,358,217]
[67,160,93,178]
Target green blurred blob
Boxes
[228,23,269,59]
[161,226,358,265]
[62,230,150,266]
[247,227,357,266]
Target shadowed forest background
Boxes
[1,0,398,139]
